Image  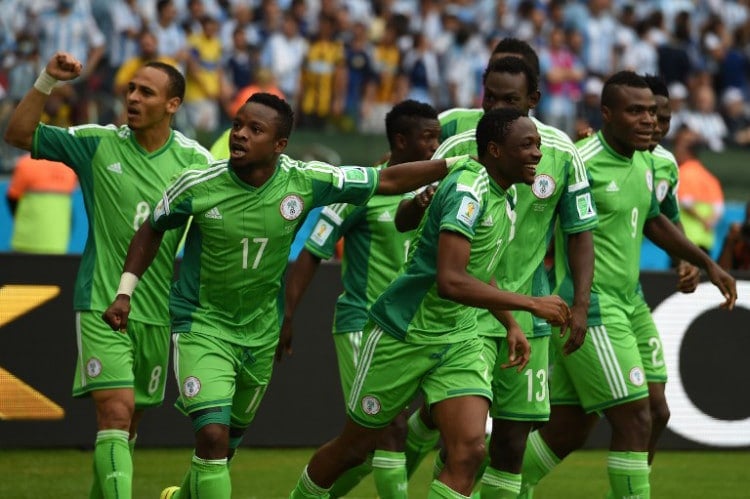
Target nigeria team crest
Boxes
[280,194,304,221]
[531,174,555,199]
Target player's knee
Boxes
[195,423,230,458]
[446,436,487,474]
[490,431,527,464]
[95,397,134,430]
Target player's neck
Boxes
[133,126,172,153]
[601,128,635,158]
[231,161,276,188]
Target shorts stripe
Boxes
[172,333,181,391]
[348,326,383,412]
[76,312,85,387]
[349,331,363,369]
[244,386,264,414]
[590,326,628,399]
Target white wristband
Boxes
[33,69,59,95]
[116,272,140,297]
[445,155,469,169]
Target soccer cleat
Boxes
[160,486,180,499]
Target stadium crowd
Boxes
[3,0,750,170]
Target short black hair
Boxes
[157,0,172,15]
[144,61,185,101]
[642,74,669,98]
[491,38,541,77]
[483,56,538,97]
[601,71,650,107]
[476,107,527,157]
[384,99,438,148]
[246,92,295,139]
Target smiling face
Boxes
[228,102,288,169]
[125,66,180,131]
[602,85,656,154]
[488,116,542,188]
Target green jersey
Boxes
[304,163,417,334]
[31,123,213,324]
[369,158,515,345]
[150,156,379,347]
[476,118,597,338]
[556,132,660,324]
[650,144,680,223]
[438,107,483,142]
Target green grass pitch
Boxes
[1,448,749,498]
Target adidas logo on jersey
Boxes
[377,211,393,222]
[107,162,123,174]
[205,207,222,220]
[605,180,619,192]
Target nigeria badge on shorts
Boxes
[183,376,201,398]
[86,357,102,378]
[361,395,381,415]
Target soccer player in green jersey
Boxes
[623,75,700,475]
[101,92,459,499]
[280,100,441,499]
[399,55,597,498]
[3,52,213,499]
[518,72,737,499]
[289,108,573,499]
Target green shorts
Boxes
[72,311,169,409]
[347,322,492,429]
[631,294,668,383]
[482,336,550,422]
[172,331,274,429]
[333,331,364,405]
[549,321,648,413]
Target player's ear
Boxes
[274,137,288,153]
[601,105,612,123]
[166,96,182,115]
[393,132,407,150]
[528,90,541,110]
[488,140,502,159]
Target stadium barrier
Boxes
[1,253,748,450]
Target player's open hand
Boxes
[502,324,531,372]
[275,317,294,363]
[530,295,570,327]
[46,52,83,81]
[706,262,738,310]
[561,303,588,355]
[102,296,131,333]
[676,260,700,294]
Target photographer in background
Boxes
[718,201,750,271]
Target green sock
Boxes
[405,410,440,478]
[372,450,407,498]
[189,455,230,499]
[91,434,136,499]
[518,431,560,498]
[606,464,651,498]
[93,429,132,499]
[329,455,372,497]
[428,479,471,498]
[290,465,331,499]
[173,467,192,499]
[128,434,137,455]
[480,466,522,498]
[607,451,650,499]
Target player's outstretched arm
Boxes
[4,52,83,151]
[277,249,322,362]
[564,230,594,355]
[102,222,166,332]
[394,185,436,233]
[645,214,737,309]
[376,159,448,195]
